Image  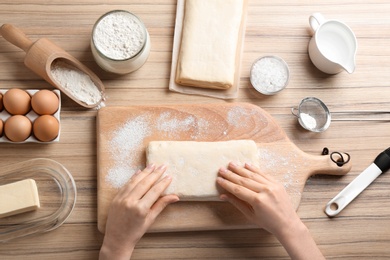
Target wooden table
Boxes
[1,0,390,259]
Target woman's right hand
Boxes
[217,162,325,260]
[216,162,300,236]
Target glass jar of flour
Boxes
[91,10,151,74]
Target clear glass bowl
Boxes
[0,158,76,242]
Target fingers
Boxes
[148,194,180,223]
[217,162,275,204]
[219,167,265,193]
[121,164,179,210]
[129,164,168,200]
[220,193,254,219]
[217,175,257,203]
[243,163,276,183]
[228,162,272,185]
[141,174,176,209]
[129,171,179,226]
[117,164,157,197]
[218,162,271,193]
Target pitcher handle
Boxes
[309,12,326,32]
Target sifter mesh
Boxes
[293,97,331,132]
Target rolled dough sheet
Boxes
[175,0,244,90]
[146,140,259,201]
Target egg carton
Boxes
[0,89,61,143]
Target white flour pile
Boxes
[300,112,317,130]
[250,56,289,94]
[93,11,145,60]
[51,60,102,106]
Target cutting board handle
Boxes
[0,24,33,53]
[307,151,352,176]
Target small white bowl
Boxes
[250,55,290,95]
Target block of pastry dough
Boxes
[146,140,259,201]
[0,179,40,218]
[175,0,244,90]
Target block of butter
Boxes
[0,179,40,218]
[175,0,245,90]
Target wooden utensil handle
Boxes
[308,151,352,176]
[0,24,33,52]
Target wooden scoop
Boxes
[0,23,105,108]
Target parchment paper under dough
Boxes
[169,0,248,99]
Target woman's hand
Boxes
[217,162,325,260]
[99,164,179,260]
[216,162,300,236]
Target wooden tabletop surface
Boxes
[1,0,390,259]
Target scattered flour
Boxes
[51,60,102,106]
[227,106,259,127]
[300,112,317,130]
[156,112,196,138]
[193,118,210,139]
[257,147,301,196]
[105,106,264,188]
[106,111,203,188]
[106,115,151,188]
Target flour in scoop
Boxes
[51,60,102,106]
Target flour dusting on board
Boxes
[227,106,258,126]
[106,115,151,188]
[258,147,301,197]
[156,112,196,138]
[105,105,262,188]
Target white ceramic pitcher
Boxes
[308,13,357,74]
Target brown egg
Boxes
[3,89,31,115]
[4,115,32,142]
[33,115,59,142]
[31,90,59,115]
[0,93,3,111]
[0,119,3,137]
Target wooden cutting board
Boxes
[96,103,351,233]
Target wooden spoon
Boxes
[0,23,105,108]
